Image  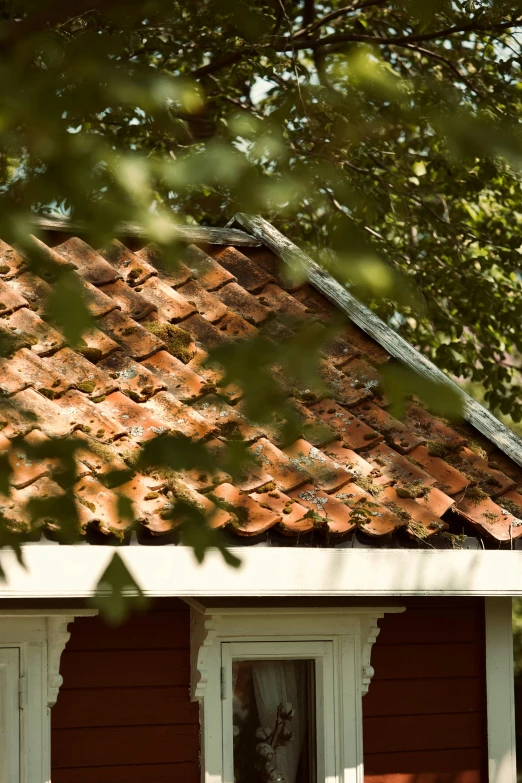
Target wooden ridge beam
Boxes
[30,214,261,247]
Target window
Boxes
[190,606,404,783]
[0,610,96,783]
[0,648,19,783]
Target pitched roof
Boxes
[0,219,521,549]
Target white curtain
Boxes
[252,661,307,783]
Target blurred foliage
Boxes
[1,0,522,612]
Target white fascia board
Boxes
[1,546,522,598]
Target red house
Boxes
[0,215,518,783]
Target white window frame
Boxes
[0,609,97,783]
[190,606,404,783]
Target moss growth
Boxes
[395,482,428,499]
[498,497,522,517]
[76,380,97,394]
[76,496,96,512]
[219,420,244,440]
[355,476,382,497]
[91,394,106,404]
[0,265,9,274]
[39,388,56,400]
[408,520,429,539]
[465,484,488,504]
[128,267,143,281]
[77,342,103,363]
[143,321,194,363]
[144,491,160,500]
[385,501,411,522]
[122,388,141,402]
[207,492,249,525]
[363,432,378,441]
[426,439,449,458]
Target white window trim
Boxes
[190,606,404,783]
[485,598,517,783]
[0,609,97,783]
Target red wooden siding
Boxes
[51,599,199,783]
[364,597,487,783]
[52,597,486,783]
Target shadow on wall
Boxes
[513,599,522,782]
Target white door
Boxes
[0,649,20,783]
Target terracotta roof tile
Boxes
[176,279,228,322]
[455,446,515,497]
[96,390,170,442]
[140,350,209,401]
[215,247,274,292]
[4,430,55,489]
[244,247,305,292]
[142,391,215,440]
[215,311,257,340]
[184,245,235,290]
[5,307,66,356]
[0,240,25,279]
[54,238,121,285]
[380,486,448,539]
[217,282,274,325]
[322,440,375,478]
[100,240,157,286]
[249,437,309,491]
[7,272,51,315]
[351,401,425,452]
[364,441,437,491]
[97,310,164,360]
[98,279,156,320]
[408,444,469,496]
[4,388,77,439]
[0,278,28,314]
[309,399,381,450]
[249,488,310,534]
[136,244,193,288]
[137,275,197,322]
[1,231,521,547]
[332,483,404,537]
[283,438,352,492]
[52,389,125,441]
[98,352,166,402]
[404,404,465,451]
[46,347,118,399]
[289,483,354,536]
[192,395,262,442]
[0,347,69,398]
[257,283,309,321]
[181,313,230,351]
[210,483,280,536]
[0,476,65,532]
[456,493,521,541]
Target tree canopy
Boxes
[1,0,522,611]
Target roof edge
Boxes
[29,214,261,246]
[233,212,522,469]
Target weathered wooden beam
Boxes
[234,212,522,468]
[30,214,261,247]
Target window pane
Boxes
[232,660,316,783]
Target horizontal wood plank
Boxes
[51,762,199,783]
[364,678,483,717]
[364,713,483,754]
[364,748,483,776]
[59,649,188,688]
[65,613,189,651]
[53,686,197,728]
[52,725,199,768]
[376,608,483,645]
[371,643,481,680]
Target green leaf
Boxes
[89,552,149,625]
